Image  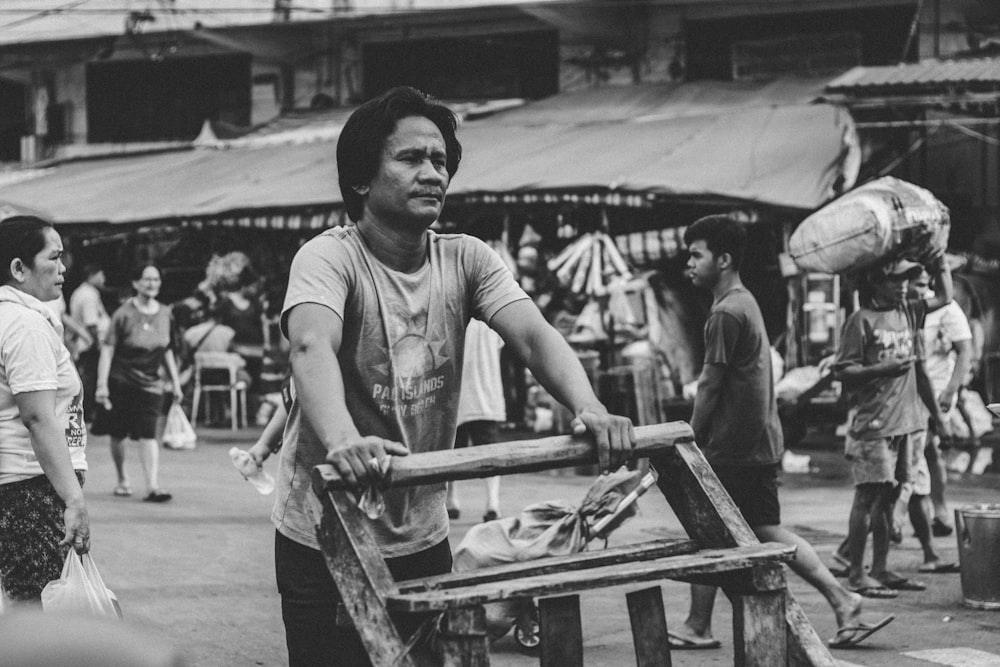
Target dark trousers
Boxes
[274,531,453,667]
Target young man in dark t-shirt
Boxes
[668,215,892,651]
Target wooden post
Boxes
[538,595,584,667]
[314,490,415,667]
[626,587,671,667]
[436,606,490,667]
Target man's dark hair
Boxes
[337,86,462,222]
[0,215,54,283]
[683,214,747,270]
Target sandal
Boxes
[113,484,133,497]
[143,490,173,503]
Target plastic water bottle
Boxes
[229,447,275,495]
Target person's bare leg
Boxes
[484,476,501,517]
[136,437,161,493]
[868,484,898,581]
[110,436,129,488]
[925,437,951,526]
[674,584,718,641]
[754,525,862,629]
[847,485,887,590]
[909,494,939,564]
[445,481,460,515]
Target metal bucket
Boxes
[956,504,1000,609]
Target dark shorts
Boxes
[275,531,452,667]
[712,463,781,527]
[454,420,500,448]
[90,379,163,440]
[0,471,85,601]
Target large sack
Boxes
[789,177,949,274]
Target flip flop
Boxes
[931,518,954,537]
[918,561,960,574]
[113,485,133,497]
[829,615,895,649]
[143,490,173,503]
[876,575,927,591]
[848,586,898,599]
[829,566,849,578]
[666,631,721,650]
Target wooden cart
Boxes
[311,422,837,666]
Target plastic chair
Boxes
[191,351,248,430]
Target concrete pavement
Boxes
[44,426,1000,666]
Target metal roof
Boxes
[827,58,1000,91]
[0,78,859,228]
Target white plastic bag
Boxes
[162,402,197,450]
[41,552,121,619]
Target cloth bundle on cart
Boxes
[789,176,950,274]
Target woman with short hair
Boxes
[0,215,91,604]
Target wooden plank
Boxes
[436,607,489,667]
[649,441,757,547]
[626,587,671,667]
[731,589,787,667]
[396,538,699,594]
[649,442,837,667]
[314,490,416,667]
[386,544,794,612]
[785,591,839,667]
[312,422,694,493]
[539,595,584,667]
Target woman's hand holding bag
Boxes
[41,551,121,619]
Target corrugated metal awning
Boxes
[827,58,1000,91]
[0,77,859,230]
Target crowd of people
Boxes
[0,85,992,666]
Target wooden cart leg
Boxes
[437,606,490,667]
[650,442,837,667]
[314,490,416,667]
[538,595,584,667]
[731,589,786,667]
[626,587,671,667]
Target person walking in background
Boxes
[274,86,634,666]
[446,318,506,523]
[69,264,110,422]
[833,258,953,597]
[92,264,182,503]
[670,214,889,650]
[0,216,91,604]
[216,265,265,394]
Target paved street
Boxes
[42,426,1000,666]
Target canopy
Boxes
[0,77,859,229]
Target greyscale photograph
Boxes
[1,1,999,666]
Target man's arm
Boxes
[286,303,408,487]
[939,338,973,410]
[834,356,916,386]
[915,360,953,441]
[690,363,725,444]
[489,300,634,473]
[925,260,953,313]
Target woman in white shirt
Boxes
[0,216,90,604]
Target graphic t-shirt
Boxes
[0,286,87,483]
[277,227,529,556]
[699,287,783,466]
[835,299,927,440]
[105,300,175,393]
[921,301,972,394]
